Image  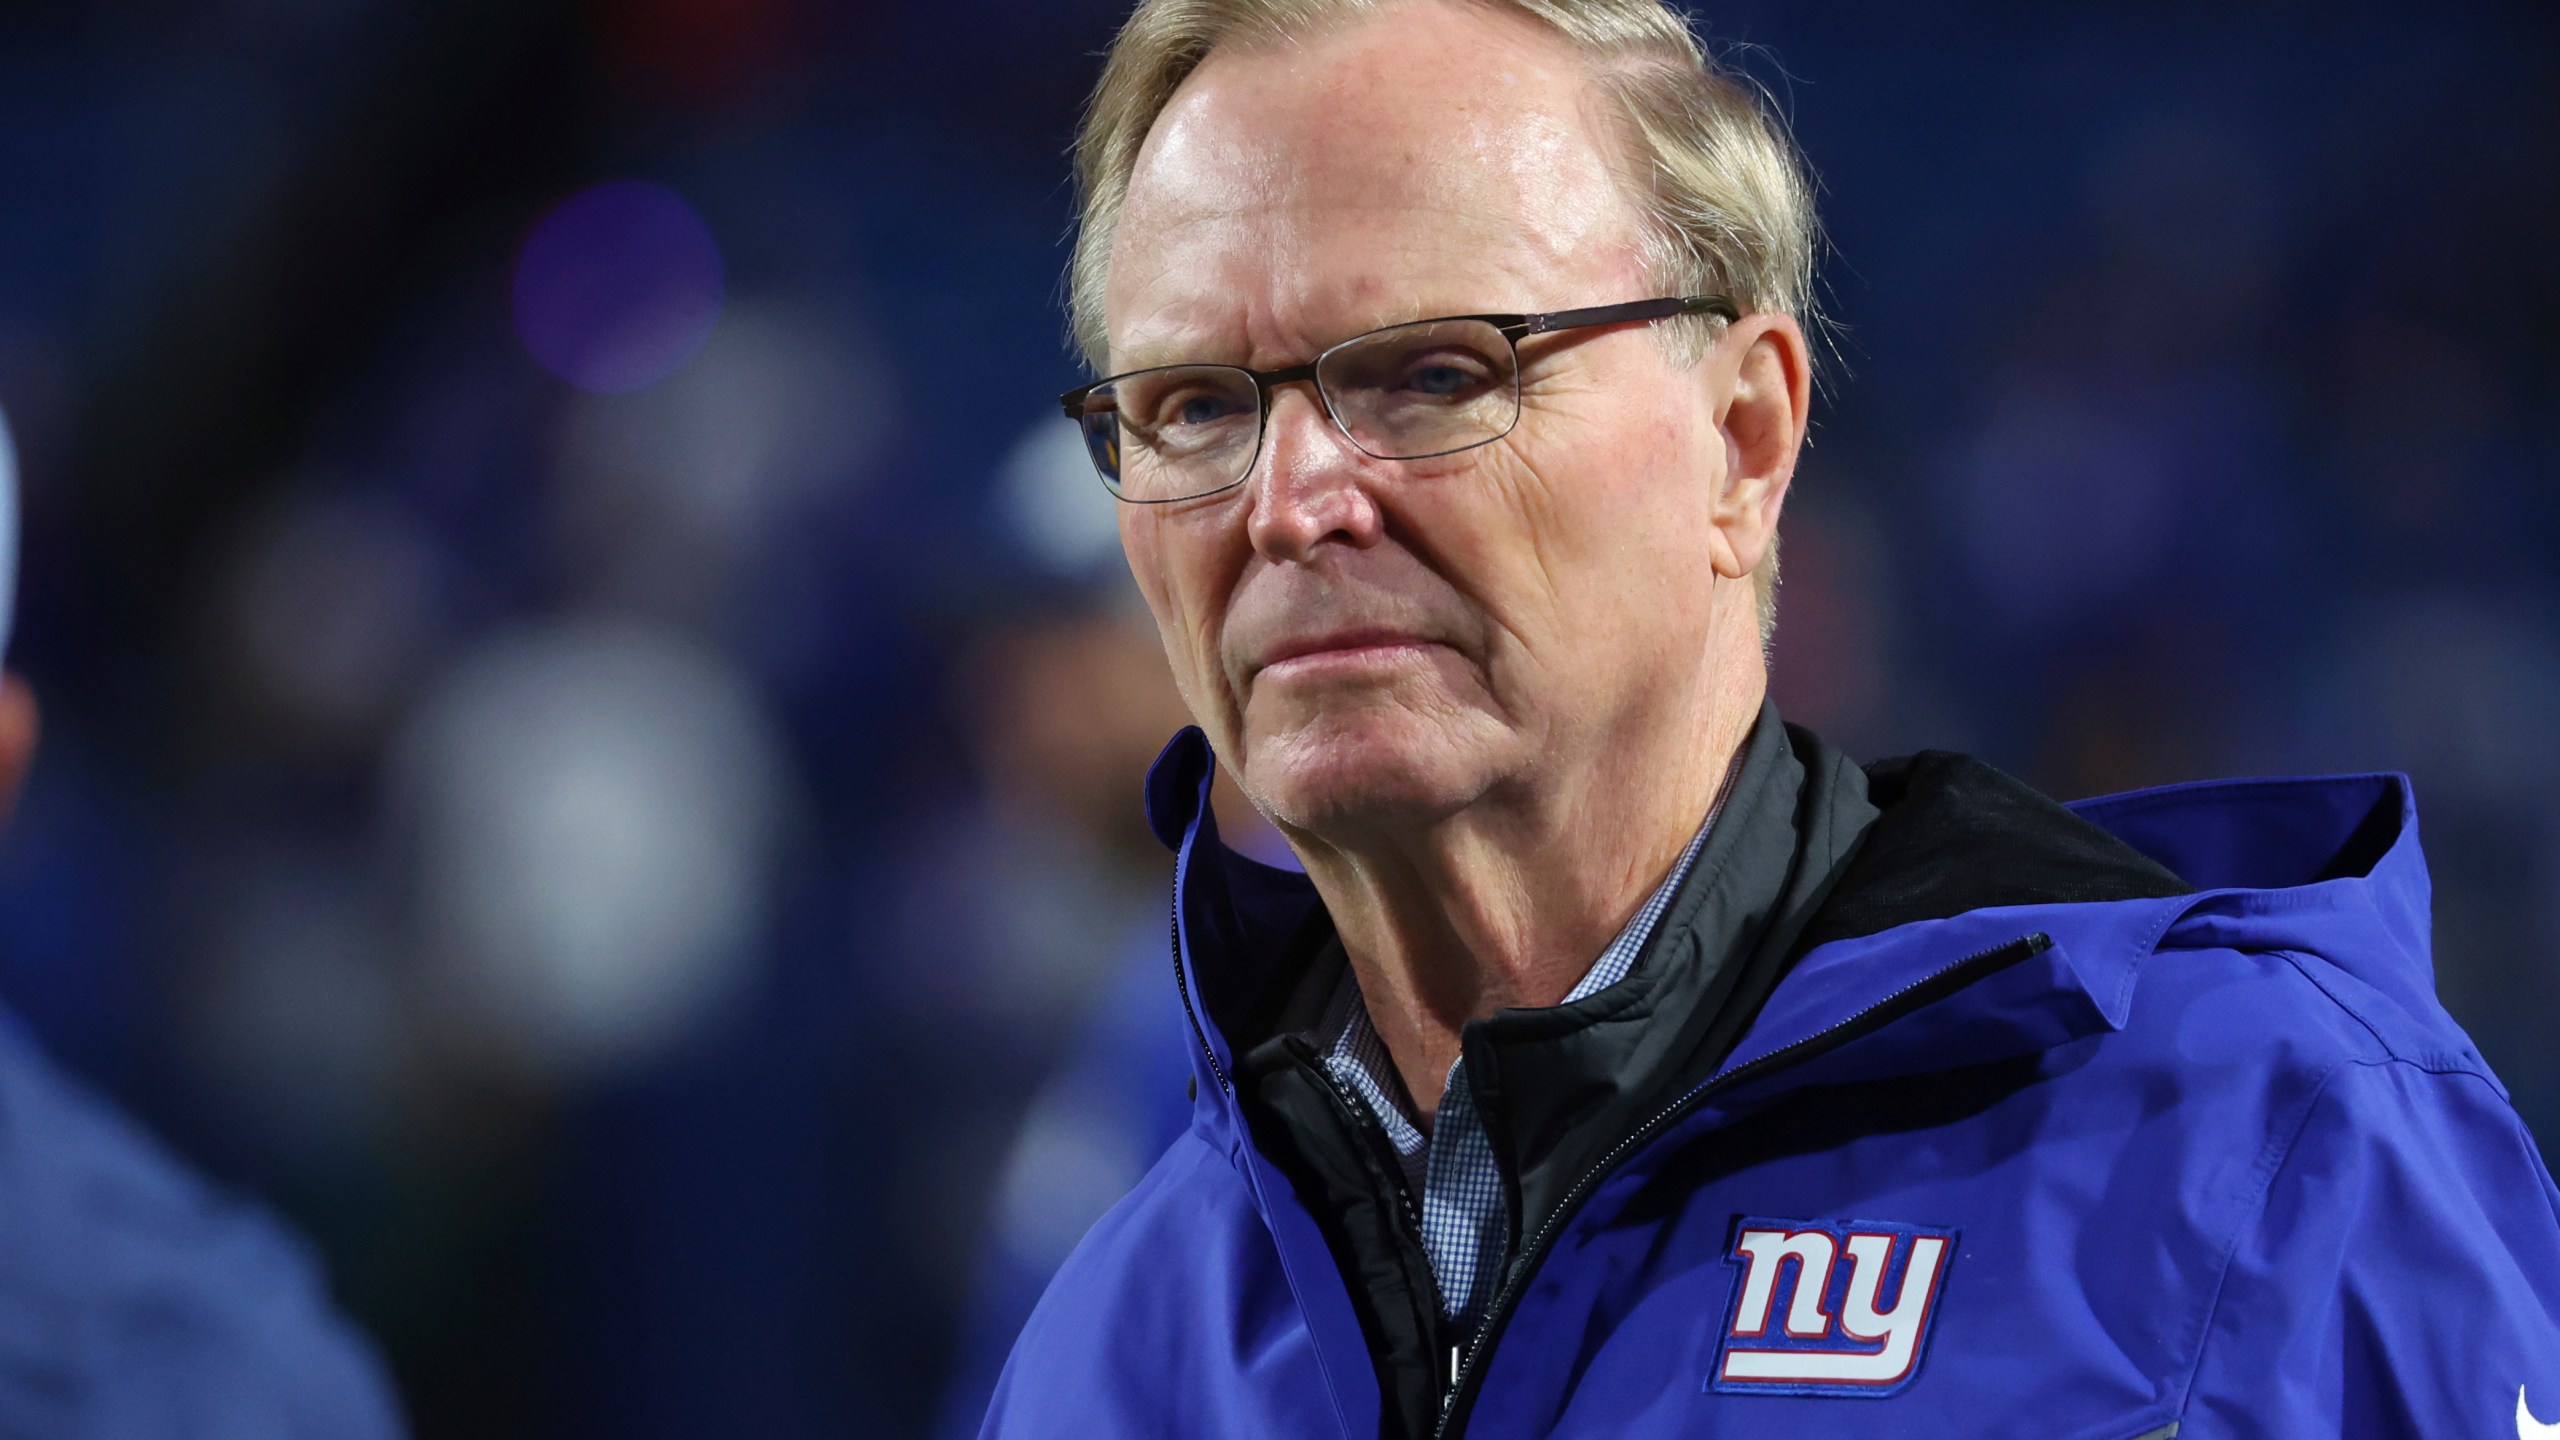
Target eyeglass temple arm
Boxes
[1518,294,1738,336]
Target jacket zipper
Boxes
[1430,931,2054,1438]
[1169,876,1233,1097]
[1302,1045,1462,1425]
[1300,1047,1428,1239]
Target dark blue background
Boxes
[0,1,2551,1435]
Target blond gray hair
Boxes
[1069,0,1818,638]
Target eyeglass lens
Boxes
[1075,316,1523,502]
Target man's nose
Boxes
[1243,384,1385,563]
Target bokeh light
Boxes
[390,619,787,1082]
[552,297,884,619]
[999,412,1124,585]
[223,492,449,747]
[511,180,725,394]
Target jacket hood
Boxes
[1694,765,2458,1107]
[2073,769,2474,1076]
[1141,728,2458,1119]
[2071,771,2428,993]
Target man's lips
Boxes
[1250,628,1445,679]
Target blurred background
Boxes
[0,0,2554,1434]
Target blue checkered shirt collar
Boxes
[1315,765,1737,1327]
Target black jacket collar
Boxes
[1457,703,1875,1247]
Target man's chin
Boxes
[1241,714,1499,838]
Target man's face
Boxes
[1108,1,1749,838]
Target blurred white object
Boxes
[1000,410,1123,583]
[991,1084,1150,1273]
[392,618,788,1081]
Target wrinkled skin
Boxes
[1106,0,1810,1108]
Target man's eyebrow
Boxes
[1108,337,1224,372]
[1106,312,1236,371]
[1108,300,1476,373]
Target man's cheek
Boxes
[1121,534,1189,664]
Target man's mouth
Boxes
[1252,628,1445,681]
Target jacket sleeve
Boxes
[2183,1057,2560,1438]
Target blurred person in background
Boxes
[986,2,2560,1437]
[935,422,1294,1440]
[0,404,404,1436]
[927,593,1210,1440]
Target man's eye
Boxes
[1397,353,1495,399]
[1173,392,1245,426]
[1134,387,1246,431]
[1409,363,1475,397]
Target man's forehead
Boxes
[1105,199,1529,364]
[1104,2,1645,365]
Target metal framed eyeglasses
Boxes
[1058,294,1739,504]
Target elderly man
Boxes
[986,1,2560,1436]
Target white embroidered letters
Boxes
[1710,1217,1958,1398]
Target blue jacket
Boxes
[0,1006,406,1438]
[984,726,2560,1439]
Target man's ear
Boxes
[1708,313,1812,582]
[0,675,39,828]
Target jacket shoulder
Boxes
[2146,897,2497,1094]
[2182,1050,2560,1431]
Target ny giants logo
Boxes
[1708,1216,1957,1398]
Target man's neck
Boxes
[1287,669,1765,1122]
